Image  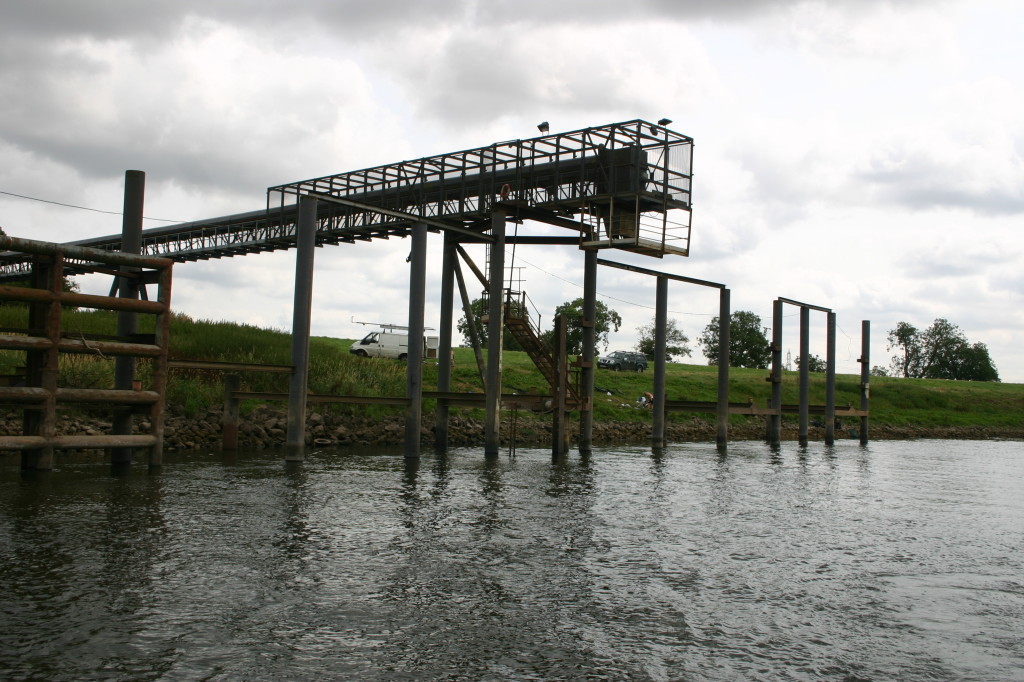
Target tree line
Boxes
[457,298,999,381]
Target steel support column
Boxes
[825,312,837,445]
[716,288,731,448]
[798,306,810,446]
[454,258,486,386]
[769,299,783,445]
[484,210,506,456]
[651,276,668,448]
[435,231,456,450]
[860,320,870,444]
[112,170,145,470]
[285,195,317,461]
[405,222,427,459]
[579,248,597,453]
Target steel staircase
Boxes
[501,291,580,404]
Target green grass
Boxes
[2,305,1022,429]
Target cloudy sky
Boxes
[2,0,1021,382]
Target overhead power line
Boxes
[0,189,182,223]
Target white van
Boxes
[349,331,439,361]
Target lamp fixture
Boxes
[657,118,672,127]
[537,121,550,133]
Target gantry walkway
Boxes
[0,120,693,279]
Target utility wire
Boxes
[0,189,182,223]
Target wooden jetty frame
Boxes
[0,232,173,470]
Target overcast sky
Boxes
[2,0,1022,382]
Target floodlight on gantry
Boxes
[268,119,694,259]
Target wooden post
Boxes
[222,374,241,450]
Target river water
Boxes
[2,439,1023,681]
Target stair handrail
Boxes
[503,288,543,341]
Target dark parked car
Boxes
[598,350,648,372]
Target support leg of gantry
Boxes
[285,195,317,462]
[799,306,810,446]
[112,169,145,471]
[579,248,597,454]
[860,320,871,445]
[825,312,837,445]
[716,288,731,449]
[769,299,783,446]
[435,232,456,451]
[651,276,668,449]
[484,210,506,457]
[405,222,427,460]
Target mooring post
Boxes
[22,258,59,471]
[112,170,145,470]
[285,195,317,461]
[222,374,241,450]
[435,232,456,450]
[860,320,870,444]
[552,314,570,458]
[798,306,810,446]
[825,312,837,445]
[405,222,427,460]
[579,248,597,453]
[716,288,731,448]
[484,209,506,457]
[769,299,783,445]
[651,275,668,448]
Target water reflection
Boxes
[2,441,1023,680]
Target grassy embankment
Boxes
[2,307,1022,432]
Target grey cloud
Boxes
[900,248,1017,279]
[865,172,1024,216]
[0,1,463,41]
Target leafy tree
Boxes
[541,298,621,355]
[698,310,771,369]
[886,318,999,381]
[956,342,1000,382]
[887,321,921,378]
[456,297,524,351]
[635,317,691,362]
[870,365,889,377]
[795,354,827,373]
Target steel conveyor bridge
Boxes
[1,120,693,280]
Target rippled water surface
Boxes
[2,440,1023,680]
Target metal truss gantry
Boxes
[0,120,693,279]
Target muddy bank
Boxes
[4,406,1022,453]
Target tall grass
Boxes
[2,303,1021,427]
